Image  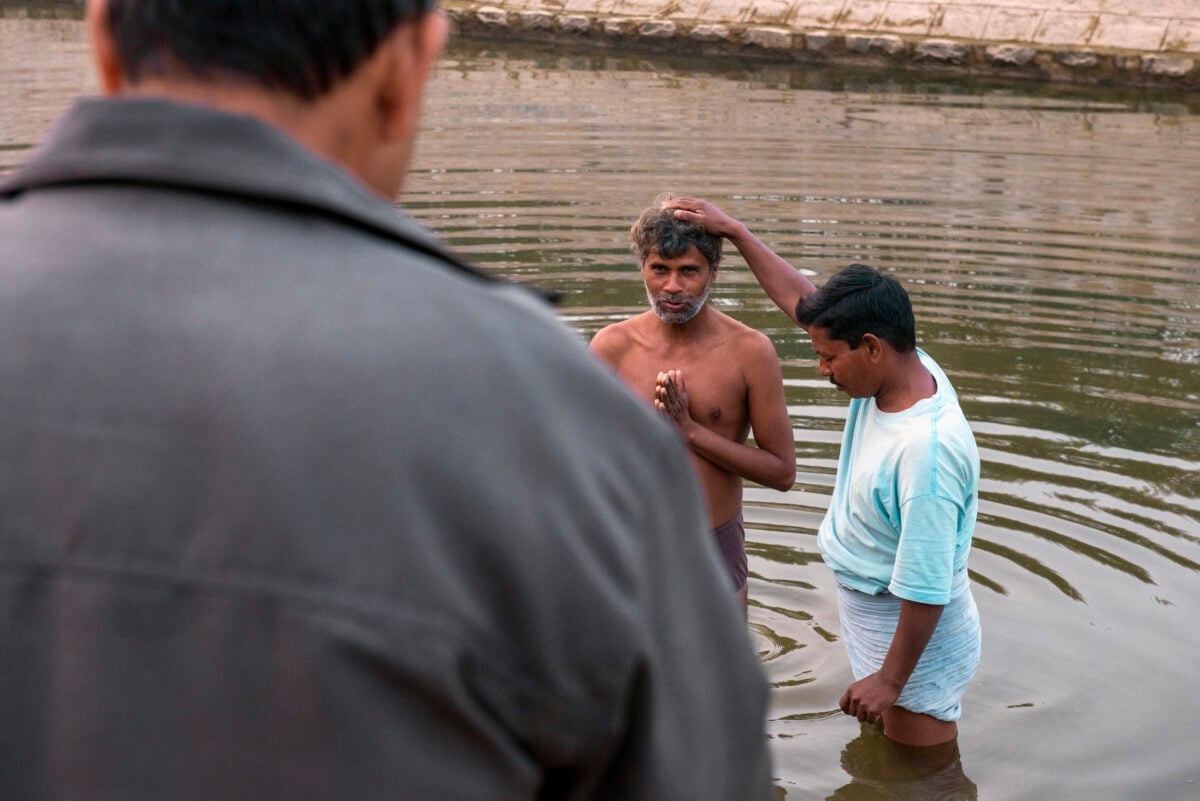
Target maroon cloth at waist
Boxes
[713,512,747,591]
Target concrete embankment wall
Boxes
[7,0,1200,89]
[443,0,1200,88]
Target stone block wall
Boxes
[443,0,1200,88]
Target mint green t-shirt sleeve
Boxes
[890,493,961,604]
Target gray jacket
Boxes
[0,98,771,800]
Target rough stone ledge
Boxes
[446,3,1200,90]
[5,0,1196,90]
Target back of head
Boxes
[796,263,916,352]
[630,193,722,270]
[103,0,436,100]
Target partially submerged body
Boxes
[665,196,981,748]
[590,218,795,609]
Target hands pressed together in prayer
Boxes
[655,370,697,436]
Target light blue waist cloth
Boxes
[836,570,981,721]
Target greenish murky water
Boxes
[4,14,1199,800]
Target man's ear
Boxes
[376,11,449,141]
[860,332,885,361]
[87,0,125,95]
[354,10,449,197]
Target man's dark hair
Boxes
[796,263,916,352]
[104,0,436,100]
[630,194,722,271]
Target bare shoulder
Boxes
[710,308,780,363]
[589,313,651,360]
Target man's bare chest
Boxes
[615,349,749,430]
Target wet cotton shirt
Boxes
[817,350,980,605]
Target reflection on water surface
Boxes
[4,15,1200,801]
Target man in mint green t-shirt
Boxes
[666,197,982,750]
[803,273,982,748]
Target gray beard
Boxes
[648,282,711,325]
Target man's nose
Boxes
[663,273,683,293]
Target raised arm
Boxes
[663,197,816,328]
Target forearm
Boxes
[680,422,795,492]
[877,599,945,694]
[723,221,817,326]
[840,598,946,724]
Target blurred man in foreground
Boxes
[0,4,772,798]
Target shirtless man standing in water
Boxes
[590,196,796,610]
